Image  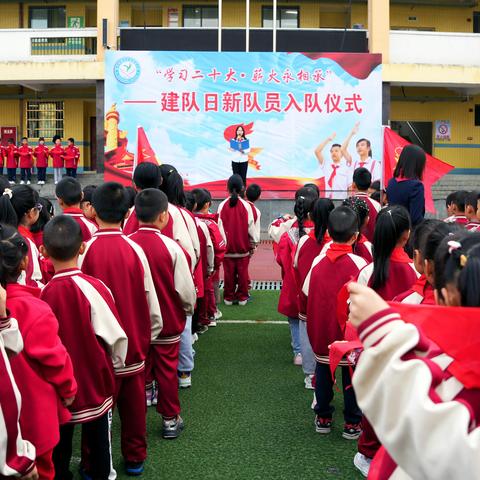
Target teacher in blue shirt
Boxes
[386,145,426,226]
[230,126,250,187]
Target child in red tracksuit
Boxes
[218,174,259,305]
[34,137,49,185]
[130,189,196,439]
[0,144,4,177]
[2,224,77,480]
[79,182,162,476]
[193,188,226,326]
[17,138,33,185]
[64,137,80,178]
[352,167,380,242]
[49,136,64,184]
[40,215,128,480]
[5,138,18,184]
[302,206,367,439]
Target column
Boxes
[96,0,119,61]
[368,0,389,62]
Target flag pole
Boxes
[272,0,277,52]
[246,0,250,52]
[218,0,222,51]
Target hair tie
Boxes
[460,254,468,268]
[2,189,12,199]
[447,240,462,254]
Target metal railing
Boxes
[31,37,97,55]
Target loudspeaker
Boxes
[102,18,108,47]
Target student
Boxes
[81,184,97,222]
[17,138,33,185]
[79,182,162,476]
[0,185,44,287]
[5,138,18,185]
[192,188,226,326]
[3,224,77,480]
[443,191,457,222]
[130,189,196,439]
[465,190,480,231]
[33,137,49,185]
[276,187,318,365]
[40,216,127,480]
[352,167,380,242]
[246,183,262,242]
[347,232,480,480]
[64,138,80,178]
[302,206,366,438]
[123,163,162,235]
[218,174,260,306]
[30,197,54,250]
[0,143,4,177]
[49,136,64,185]
[448,190,469,225]
[293,197,334,389]
[55,177,97,241]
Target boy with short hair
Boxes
[64,138,80,178]
[18,137,33,185]
[34,137,49,185]
[130,189,196,439]
[79,182,163,475]
[443,191,456,222]
[445,190,469,225]
[302,206,366,438]
[465,191,480,231]
[352,167,380,242]
[56,177,98,241]
[40,215,128,480]
[81,184,97,222]
[50,136,64,184]
[6,138,17,185]
[245,183,262,241]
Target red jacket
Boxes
[33,145,49,168]
[123,208,140,235]
[303,243,367,362]
[393,274,435,305]
[0,146,4,168]
[322,234,373,265]
[63,207,98,242]
[17,145,33,169]
[451,215,469,225]
[5,145,17,169]
[79,229,162,376]
[130,226,196,342]
[41,269,127,423]
[357,247,419,301]
[17,226,44,288]
[354,192,381,242]
[49,145,64,168]
[218,197,259,257]
[7,283,77,455]
[64,145,80,169]
[195,213,226,272]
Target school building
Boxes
[0,0,479,175]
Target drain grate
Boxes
[218,280,282,291]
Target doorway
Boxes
[390,121,433,155]
[89,116,97,171]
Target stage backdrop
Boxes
[104,51,382,199]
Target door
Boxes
[390,121,433,155]
[89,117,97,171]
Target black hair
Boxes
[160,170,186,207]
[39,137,45,142]
[331,143,342,149]
[192,188,211,212]
[294,186,319,239]
[410,219,442,254]
[43,215,82,262]
[370,191,381,203]
[370,180,380,192]
[310,198,334,244]
[303,183,320,196]
[0,178,16,227]
[7,138,14,144]
[81,184,97,204]
[133,162,161,190]
[55,177,82,206]
[445,192,456,209]
[356,138,372,157]
[185,191,196,212]
[246,184,261,203]
[343,196,370,230]
[21,137,27,142]
[371,205,411,290]
[30,197,54,234]
[451,190,469,213]
[92,182,130,224]
[423,222,461,263]
[135,188,168,224]
[227,174,244,208]
[466,191,480,212]
[0,224,29,287]
[160,164,178,186]
[353,167,372,191]
[52,135,61,143]
[235,126,246,139]
[67,137,74,143]
[328,206,359,243]
[125,186,136,209]
[393,144,426,181]
[0,185,40,227]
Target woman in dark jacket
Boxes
[386,145,426,226]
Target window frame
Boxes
[182,5,219,28]
[28,6,67,29]
[261,6,300,29]
[26,101,64,141]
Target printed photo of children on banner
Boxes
[104,51,382,199]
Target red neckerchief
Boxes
[327,164,340,188]
[411,275,427,295]
[63,207,83,215]
[17,225,33,241]
[326,243,352,263]
[395,176,412,183]
[390,247,412,264]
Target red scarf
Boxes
[326,243,352,263]
[17,225,33,241]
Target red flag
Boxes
[383,127,454,213]
[136,127,160,166]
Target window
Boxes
[475,105,480,127]
[474,12,480,34]
[27,102,64,140]
[262,7,299,29]
[183,6,218,27]
[29,7,66,29]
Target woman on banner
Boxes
[386,144,426,226]
[228,125,250,187]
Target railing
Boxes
[0,28,98,62]
[390,30,480,67]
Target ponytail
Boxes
[0,224,29,287]
[295,196,306,238]
[310,198,334,244]
[227,174,244,208]
[371,205,411,290]
[294,186,319,239]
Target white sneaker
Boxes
[304,374,314,390]
[214,309,223,320]
[27,181,31,185]
[238,300,248,306]
[209,319,217,327]
[178,372,192,389]
[354,453,371,478]
[8,181,14,185]
[293,353,303,366]
[311,392,317,410]
[146,384,156,407]
[224,299,233,306]
[20,180,25,185]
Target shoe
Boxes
[178,372,192,389]
[214,309,223,320]
[304,374,314,390]
[8,181,14,185]
[146,384,157,407]
[26,181,31,185]
[343,422,362,440]
[162,415,185,439]
[315,416,332,434]
[125,462,144,476]
[192,333,198,345]
[293,353,303,366]
[238,299,248,306]
[224,299,233,306]
[20,181,25,185]
[353,453,371,478]
[197,325,208,335]
[311,392,317,410]
[208,319,217,327]
[247,295,253,302]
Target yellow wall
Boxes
[391,89,480,169]
[0,3,19,28]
